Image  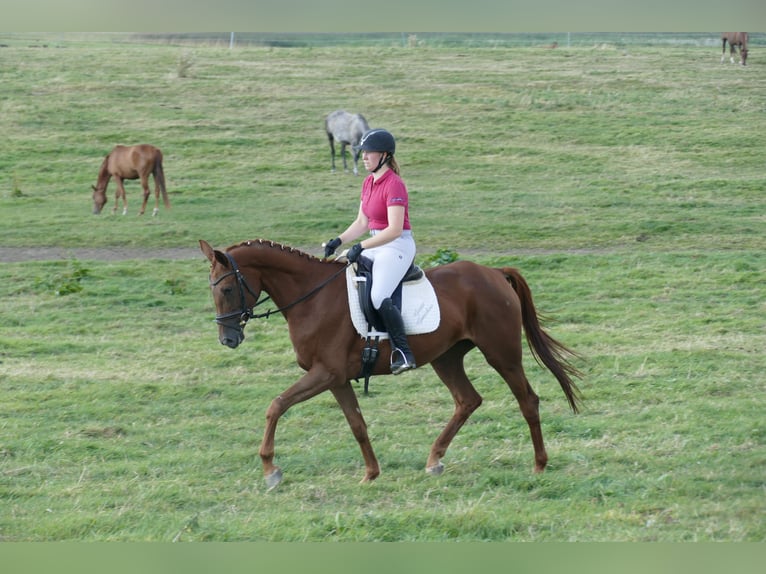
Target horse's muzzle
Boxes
[219,327,245,349]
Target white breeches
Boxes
[364,230,416,309]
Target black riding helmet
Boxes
[359,128,395,172]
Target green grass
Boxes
[0,34,764,541]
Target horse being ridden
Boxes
[721,32,748,66]
[200,239,582,489]
[91,144,170,215]
[325,110,370,175]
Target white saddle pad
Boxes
[345,265,440,339]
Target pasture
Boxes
[0,33,764,541]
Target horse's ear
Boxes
[199,240,216,263]
[199,240,229,267]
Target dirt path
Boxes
[0,245,616,263]
[0,246,203,262]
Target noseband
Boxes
[210,251,349,329]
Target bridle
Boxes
[210,251,348,328]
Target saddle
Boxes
[346,255,437,393]
[353,255,423,332]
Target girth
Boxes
[353,256,423,394]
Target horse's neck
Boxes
[95,157,111,189]
[240,245,327,310]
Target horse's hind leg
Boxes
[482,348,548,473]
[426,344,484,475]
[152,175,160,216]
[329,138,337,172]
[138,175,150,215]
[503,364,547,472]
[469,314,548,472]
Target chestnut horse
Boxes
[199,239,582,489]
[721,32,748,66]
[91,144,170,216]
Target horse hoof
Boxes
[426,462,444,476]
[265,469,283,491]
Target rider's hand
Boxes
[323,237,342,258]
[347,243,364,263]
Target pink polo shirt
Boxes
[360,169,411,231]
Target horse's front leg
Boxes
[330,382,380,483]
[340,143,349,172]
[426,349,483,476]
[113,177,127,215]
[259,367,339,490]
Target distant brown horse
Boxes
[91,144,170,215]
[721,32,748,66]
[200,239,582,489]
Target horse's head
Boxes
[200,240,260,349]
[92,185,107,214]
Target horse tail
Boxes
[154,151,170,208]
[502,267,583,413]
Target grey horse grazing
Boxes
[721,32,748,66]
[325,110,370,175]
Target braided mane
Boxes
[229,239,323,262]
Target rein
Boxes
[211,251,348,327]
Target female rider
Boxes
[323,128,416,374]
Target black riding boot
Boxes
[378,297,416,375]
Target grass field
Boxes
[0,33,764,541]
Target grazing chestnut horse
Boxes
[721,32,748,66]
[91,144,170,216]
[199,239,582,489]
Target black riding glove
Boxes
[324,237,342,258]
[347,243,364,263]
